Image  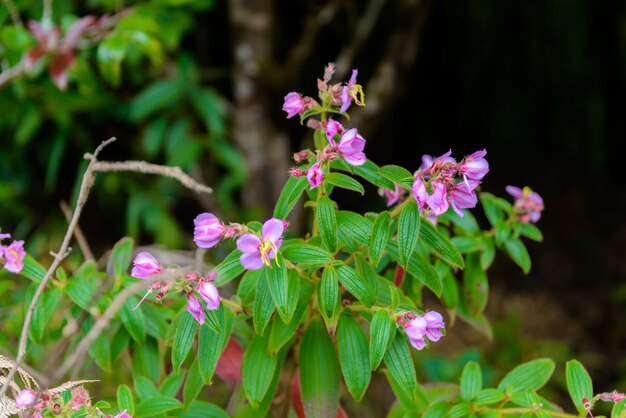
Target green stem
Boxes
[482,407,581,418]
[221,298,243,314]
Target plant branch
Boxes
[59,201,95,262]
[0,62,25,89]
[2,0,23,28]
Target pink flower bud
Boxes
[294,150,312,163]
[325,119,344,146]
[306,119,323,130]
[404,316,428,350]
[289,168,306,177]
[114,410,133,418]
[412,177,429,211]
[187,293,205,325]
[317,78,327,91]
[337,128,366,166]
[207,271,218,281]
[131,252,162,279]
[185,272,201,281]
[307,162,324,190]
[193,212,225,248]
[426,181,449,216]
[198,280,220,310]
[460,149,489,183]
[16,389,38,409]
[423,311,445,342]
[282,92,304,118]
[323,62,335,82]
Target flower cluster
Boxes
[283,65,368,190]
[0,232,25,273]
[185,271,220,325]
[411,149,489,218]
[236,218,286,270]
[506,186,544,223]
[398,311,446,350]
[15,385,104,417]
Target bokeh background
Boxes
[1,0,625,414]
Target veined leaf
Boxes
[336,211,372,252]
[463,253,488,316]
[369,212,392,267]
[378,165,414,188]
[397,200,421,268]
[384,333,418,403]
[337,315,371,400]
[254,269,275,335]
[566,360,593,415]
[172,311,198,373]
[497,358,555,394]
[325,172,365,194]
[317,195,338,253]
[386,242,442,296]
[369,310,395,371]
[107,237,134,278]
[120,296,146,343]
[503,238,531,274]
[134,396,182,416]
[117,384,135,416]
[352,160,395,189]
[198,306,233,384]
[282,244,333,265]
[274,175,308,219]
[336,264,376,307]
[265,255,290,322]
[420,219,464,268]
[319,266,339,319]
[183,359,204,408]
[242,333,279,408]
[214,249,245,286]
[460,361,483,401]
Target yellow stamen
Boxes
[349,84,366,107]
[522,186,533,196]
[259,240,280,268]
[8,250,18,258]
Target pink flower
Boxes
[325,119,344,146]
[426,181,449,216]
[423,311,445,342]
[198,280,220,310]
[307,162,325,189]
[412,177,429,210]
[3,240,25,273]
[131,252,162,279]
[460,149,489,185]
[434,149,456,165]
[382,183,401,207]
[340,69,364,113]
[236,218,284,270]
[450,181,478,217]
[187,293,205,325]
[194,212,226,248]
[115,410,133,418]
[282,92,304,118]
[506,186,544,223]
[404,316,428,350]
[337,129,366,166]
[420,154,434,170]
[15,389,37,409]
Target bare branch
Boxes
[60,201,95,262]
[334,0,389,81]
[92,160,213,195]
[0,63,25,90]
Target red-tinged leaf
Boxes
[215,338,244,384]
[49,51,74,90]
[291,371,348,418]
[63,16,96,49]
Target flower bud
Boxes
[282,92,304,118]
[16,389,38,409]
[131,252,162,279]
[293,150,312,163]
[289,168,306,177]
[194,212,225,248]
[307,162,324,190]
[187,293,205,325]
[198,280,220,310]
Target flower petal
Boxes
[236,234,261,253]
[240,252,264,270]
[262,218,285,243]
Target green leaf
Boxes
[336,264,376,307]
[274,175,308,219]
[497,358,555,395]
[134,376,160,401]
[503,238,531,274]
[612,399,626,418]
[369,212,392,267]
[325,172,365,194]
[519,222,543,242]
[460,361,483,401]
[117,384,135,416]
[128,78,184,121]
[282,244,333,265]
[420,219,464,268]
[351,160,395,189]
[480,193,505,227]
[384,333,417,403]
[422,400,449,418]
[473,388,505,405]
[268,281,315,355]
[205,308,221,335]
[172,311,198,372]
[265,255,291,322]
[441,268,459,309]
[254,269,275,335]
[97,33,127,87]
[132,337,160,383]
[463,254,489,316]
[397,200,421,268]
[159,371,186,397]
[369,310,395,371]
[183,359,204,408]
[173,401,229,418]
[284,269,301,324]
[107,237,134,278]
[299,319,340,418]
[337,315,371,400]
[318,266,339,320]
[88,333,111,372]
[479,235,496,270]
[317,195,338,253]
[386,242,442,297]
[20,253,46,283]
[134,396,182,416]
[237,269,263,305]
[120,296,146,343]
[214,249,245,286]
[566,360,593,415]
[242,334,278,408]
[446,403,471,418]
[336,211,372,252]
[378,165,414,188]
[198,306,233,384]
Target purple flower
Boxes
[114,410,133,418]
[420,154,434,170]
[460,149,489,185]
[282,92,304,118]
[506,186,544,223]
[198,280,220,310]
[404,316,428,350]
[423,311,445,342]
[187,293,205,325]
[307,162,325,189]
[15,389,37,409]
[3,240,25,273]
[193,212,225,248]
[340,69,359,113]
[338,128,366,166]
[131,252,162,279]
[236,218,285,270]
[325,119,344,146]
[426,181,449,216]
[412,177,429,210]
[450,181,478,217]
[382,183,401,207]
